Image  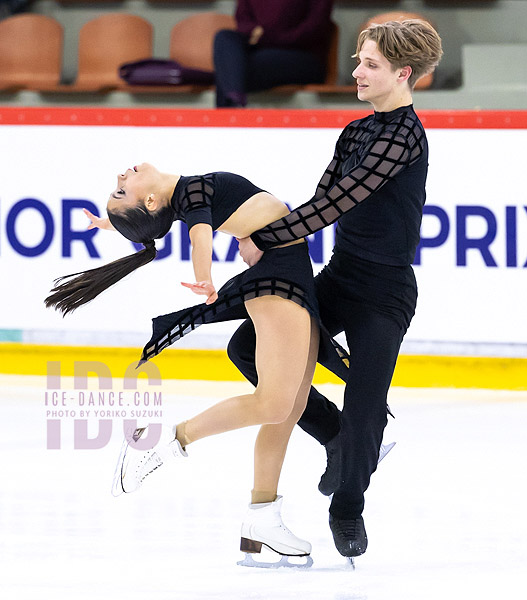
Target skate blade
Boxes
[111,430,140,497]
[111,426,147,497]
[110,436,129,497]
[378,441,396,464]
[237,552,313,569]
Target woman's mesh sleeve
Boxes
[251,129,421,250]
[180,175,215,230]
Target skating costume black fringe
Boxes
[139,242,349,381]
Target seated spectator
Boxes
[213,0,334,107]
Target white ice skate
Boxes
[237,496,313,569]
[111,424,187,496]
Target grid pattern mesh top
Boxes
[251,105,429,266]
[171,172,263,231]
[171,174,215,231]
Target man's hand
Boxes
[83,208,116,231]
[181,281,218,305]
[237,237,264,267]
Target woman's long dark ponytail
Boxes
[45,201,174,315]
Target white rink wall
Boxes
[0,109,525,357]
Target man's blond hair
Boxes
[356,19,443,89]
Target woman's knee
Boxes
[290,394,309,423]
[253,391,294,424]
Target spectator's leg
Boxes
[213,29,250,107]
[247,47,326,92]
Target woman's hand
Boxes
[83,208,116,231]
[181,281,218,305]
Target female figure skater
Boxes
[45,165,347,567]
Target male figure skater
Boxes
[232,19,443,560]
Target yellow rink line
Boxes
[0,343,525,391]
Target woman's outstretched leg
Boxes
[114,296,313,496]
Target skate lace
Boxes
[332,518,361,539]
[136,450,163,483]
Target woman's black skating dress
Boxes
[139,172,349,380]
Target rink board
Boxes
[0,108,526,387]
[0,343,525,390]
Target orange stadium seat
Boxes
[169,12,236,72]
[0,14,63,91]
[72,13,153,91]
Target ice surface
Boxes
[1,376,526,600]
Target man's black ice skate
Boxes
[318,435,340,496]
[329,514,368,564]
